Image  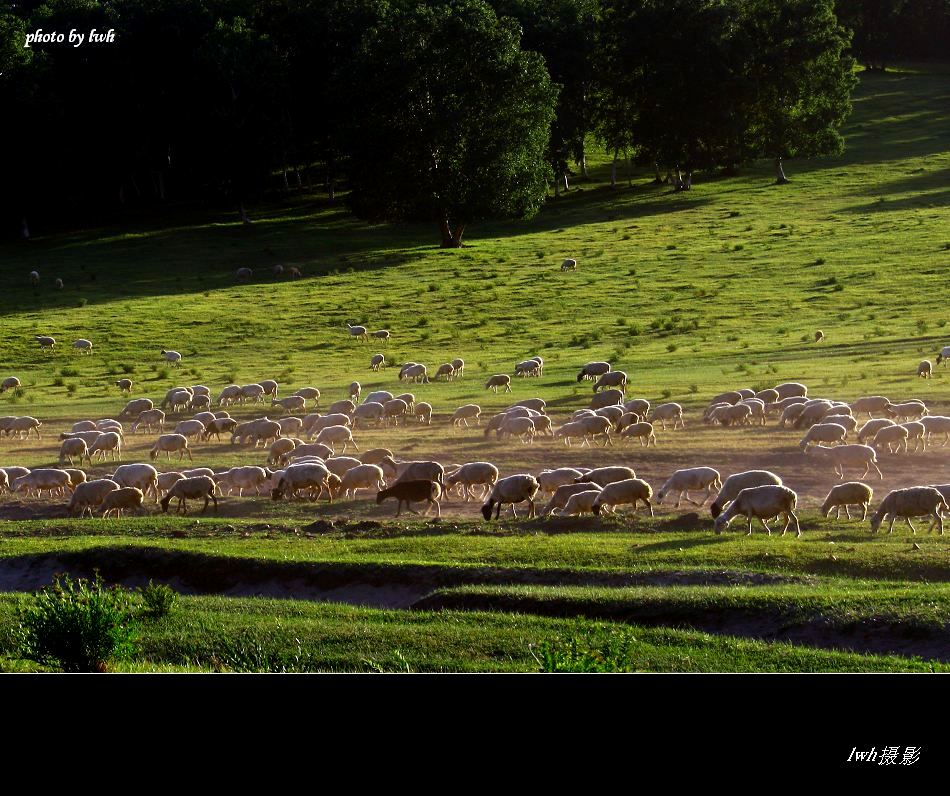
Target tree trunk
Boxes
[554,176,560,197]
[610,148,618,188]
[281,169,290,192]
[653,162,663,185]
[563,173,570,192]
[439,220,465,248]
[21,217,29,240]
[775,157,790,185]
[240,204,252,225]
[328,179,335,202]
[157,170,165,201]
[294,168,302,188]
[580,150,589,179]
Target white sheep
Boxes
[150,433,193,462]
[739,398,766,426]
[160,349,182,366]
[240,384,266,404]
[111,463,160,502]
[850,396,890,418]
[536,468,584,494]
[346,323,368,341]
[656,468,722,508]
[575,466,637,488]
[217,466,269,497]
[8,416,42,439]
[35,335,56,351]
[619,421,656,447]
[900,421,927,453]
[371,354,386,372]
[59,437,91,467]
[753,388,779,404]
[774,382,808,400]
[870,487,950,534]
[556,489,602,516]
[576,362,611,382]
[451,404,481,427]
[884,400,928,422]
[919,415,950,447]
[327,400,356,417]
[73,339,94,354]
[542,483,601,515]
[651,402,685,430]
[623,398,650,416]
[271,463,337,501]
[514,360,541,378]
[510,398,546,413]
[352,403,385,428]
[809,444,883,480]
[277,417,304,436]
[293,387,321,403]
[271,396,306,414]
[872,424,910,455]
[131,409,166,434]
[857,417,895,444]
[819,482,874,521]
[592,479,653,517]
[217,385,242,406]
[362,390,394,405]
[157,472,185,496]
[325,456,364,478]
[0,377,21,394]
[485,374,512,393]
[561,258,577,271]
[89,431,122,462]
[315,425,358,454]
[340,464,387,499]
[414,402,433,425]
[29,270,40,286]
[12,469,73,499]
[161,476,218,514]
[708,404,752,427]
[98,487,146,518]
[497,416,537,444]
[360,449,394,466]
[918,360,933,379]
[68,479,120,518]
[268,437,298,466]
[382,398,409,427]
[799,422,848,452]
[593,371,627,393]
[714,485,801,537]
[481,474,541,520]
[710,470,783,517]
[71,420,97,433]
[370,330,390,341]
[554,420,587,446]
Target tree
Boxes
[339,0,558,247]
[836,0,907,71]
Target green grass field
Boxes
[0,65,948,672]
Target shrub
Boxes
[60,367,80,378]
[52,377,64,387]
[666,343,678,353]
[661,388,672,399]
[916,319,929,334]
[156,367,169,380]
[66,383,78,395]
[138,580,178,620]
[17,572,139,672]
[689,384,699,394]
[530,628,636,673]
[119,363,136,374]
[77,297,88,307]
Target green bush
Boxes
[531,628,636,673]
[138,580,178,620]
[17,572,139,672]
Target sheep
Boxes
[511,398,546,413]
[398,363,419,381]
[561,258,577,271]
[918,360,933,379]
[347,382,362,402]
[240,384,266,404]
[287,266,303,278]
[96,419,124,434]
[59,437,91,467]
[346,323,368,341]
[900,421,927,453]
[68,479,120,518]
[590,389,624,411]
[774,382,808,400]
[381,398,409,427]
[125,409,162,436]
[937,346,950,366]
[293,387,321,404]
[98,487,146,518]
[651,403,685,430]
[325,456,364,479]
[799,422,848,452]
[1,377,22,394]
[710,470,783,518]
[592,479,654,516]
[485,374,512,393]
[189,394,211,412]
[869,487,950,534]
[623,398,650,417]
[360,448,394,466]
[35,335,56,351]
[556,489,603,517]
[884,401,928,422]
[89,431,122,462]
[481,474,540,520]
[245,418,282,448]
[619,422,656,447]
[451,404,481,427]
[216,466,269,497]
[271,396,306,415]
[371,354,386,372]
[160,349,182,366]
[739,398,767,426]
[286,443,334,462]
[857,418,895,444]
[872,424,910,455]
[271,463,337,502]
[709,391,742,407]
[73,339,94,355]
[54,277,63,289]
[451,358,465,378]
[554,420,589,446]
[577,362,611,382]
[532,415,554,437]
[59,430,102,449]
[315,425,358,454]
[352,403,385,428]
[714,485,801,537]
[156,472,185,496]
[71,420,97,433]
[29,270,40,286]
[273,264,285,278]
[814,330,825,343]
[276,417,304,437]
[708,404,752,427]
[536,468,585,495]
[327,400,356,417]
[809,444,883,481]
[514,360,541,378]
[174,418,207,439]
[414,402,433,425]
[8,416,42,439]
[432,363,454,381]
[401,365,429,384]
[656,468,722,508]
[111,463,160,502]
[753,388,779,404]
[268,437,298,466]
[363,390,394,405]
[149,434,193,462]
[340,464,387,499]
[236,267,253,281]
[443,462,499,502]
[217,385,242,406]
[792,400,835,429]
[376,480,443,517]
[825,414,858,435]
[160,476,218,514]
[819,482,874,521]
[768,396,808,418]
[849,396,890,419]
[919,415,950,447]
[497,416,537,444]
[393,393,416,412]
[593,371,627,393]
[542,482,602,515]
[575,466,637,488]
[11,469,73,499]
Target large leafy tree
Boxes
[340,0,558,247]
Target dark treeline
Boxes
[0,0,946,244]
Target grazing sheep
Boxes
[561,258,577,271]
[59,437,91,467]
[850,396,890,419]
[156,472,185,496]
[900,421,927,453]
[651,403,685,430]
[594,405,625,428]
[884,401,928,422]
[376,480,443,517]
[271,463,337,502]
[370,330,391,341]
[710,470,783,518]
[590,389,624,411]
[577,362,611,382]
[451,358,465,378]
[593,371,627,393]
[511,398,546,413]
[326,400,356,417]
[68,479,120,518]
[346,323,368,341]
[769,396,808,418]
[708,404,752,427]
[739,398,767,426]
[714,485,801,537]
[557,489,602,517]
[554,420,588,446]
[514,359,541,378]
[857,417,895,444]
[35,335,56,351]
[444,462,499,502]
[592,479,654,516]
[160,349,182,366]
[620,422,656,447]
[112,379,133,395]
[497,415,537,444]
[217,385,242,406]
[340,464,387,499]
[388,460,445,491]
[485,374,512,394]
[814,330,824,343]
[623,398,650,417]
[127,409,164,435]
[918,360,933,379]
[73,339,94,354]
[451,404,481,427]
[382,398,410,427]
[29,270,40,286]
[271,396,306,414]
[268,437,298,466]
[820,482,874,521]
[870,487,949,534]
[174,419,207,441]
[111,463,160,502]
[536,468,584,494]
[276,417,304,437]
[799,422,848,452]
[709,391,743,406]
[871,424,910,455]
[236,267,253,281]
[59,430,102,448]
[401,365,430,384]
[98,487,146,518]
[240,384,266,405]
[217,466,269,497]
[1,377,21,394]
[575,466,637,488]
[481,474,540,520]
[8,416,42,439]
[360,448,394,466]
[71,420,97,433]
[286,442,334,462]
[774,382,808,400]
[189,394,211,412]
[347,382,362,402]
[160,476,218,514]
[12,469,73,499]
[575,415,612,447]
[89,431,122,462]
[293,387,321,404]
[414,402,433,425]
[542,483,602,515]
[362,390,395,406]
[352,403,385,428]
[792,400,835,429]
[315,425,358,454]
[273,264,285,278]
[753,388,779,404]
[371,354,386,372]
[809,444,883,481]
[287,266,302,278]
[149,434,193,462]
[656,468,722,508]
[919,415,950,447]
